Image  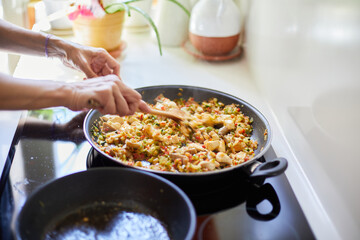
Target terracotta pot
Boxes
[72,11,125,52]
[189,33,240,56]
[189,0,242,56]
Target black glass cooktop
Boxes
[0,108,315,240]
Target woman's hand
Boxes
[66,74,147,116]
[60,42,120,78]
[0,73,151,116]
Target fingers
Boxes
[138,100,152,113]
[111,83,130,116]
[117,82,142,115]
[90,50,120,77]
[68,75,144,116]
[101,64,113,76]
[82,65,97,79]
[106,57,120,76]
[65,44,120,78]
[90,59,119,77]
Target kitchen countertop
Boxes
[1,25,358,239]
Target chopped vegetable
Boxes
[92,94,257,173]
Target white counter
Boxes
[2,20,359,239]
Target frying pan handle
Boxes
[249,157,288,180]
[246,183,281,221]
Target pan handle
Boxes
[247,157,288,184]
[246,183,281,221]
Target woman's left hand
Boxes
[61,42,120,78]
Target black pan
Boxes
[84,85,287,187]
[16,167,196,240]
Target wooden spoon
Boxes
[145,108,185,122]
[147,108,196,133]
[88,98,185,122]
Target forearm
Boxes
[0,19,71,59]
[0,73,72,110]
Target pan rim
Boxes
[15,167,197,240]
[83,85,273,176]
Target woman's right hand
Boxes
[66,74,150,116]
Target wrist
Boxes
[38,81,74,109]
[45,35,69,59]
[60,82,77,109]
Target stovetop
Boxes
[0,108,315,240]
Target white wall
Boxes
[244,0,360,239]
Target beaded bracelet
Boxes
[45,34,52,58]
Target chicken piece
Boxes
[189,116,203,129]
[144,124,162,141]
[233,152,247,162]
[201,113,215,126]
[125,140,141,149]
[100,115,110,122]
[199,161,217,171]
[223,135,234,144]
[101,115,124,124]
[232,139,246,152]
[101,122,120,132]
[127,116,139,124]
[170,153,188,163]
[163,135,180,145]
[209,131,220,141]
[207,151,216,160]
[164,100,178,109]
[206,152,220,168]
[218,126,229,135]
[144,124,154,137]
[202,131,210,140]
[218,140,226,152]
[204,140,219,151]
[184,147,197,155]
[187,143,205,152]
[223,119,235,130]
[180,124,190,137]
[216,152,232,165]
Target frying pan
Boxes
[16,167,196,240]
[84,85,287,187]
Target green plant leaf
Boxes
[127,5,163,56]
[120,0,143,16]
[122,0,143,4]
[104,3,126,14]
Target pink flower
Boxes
[68,5,95,20]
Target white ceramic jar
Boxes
[153,0,191,47]
[189,0,242,55]
[43,0,73,30]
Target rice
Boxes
[92,95,258,173]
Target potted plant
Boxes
[70,0,190,56]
